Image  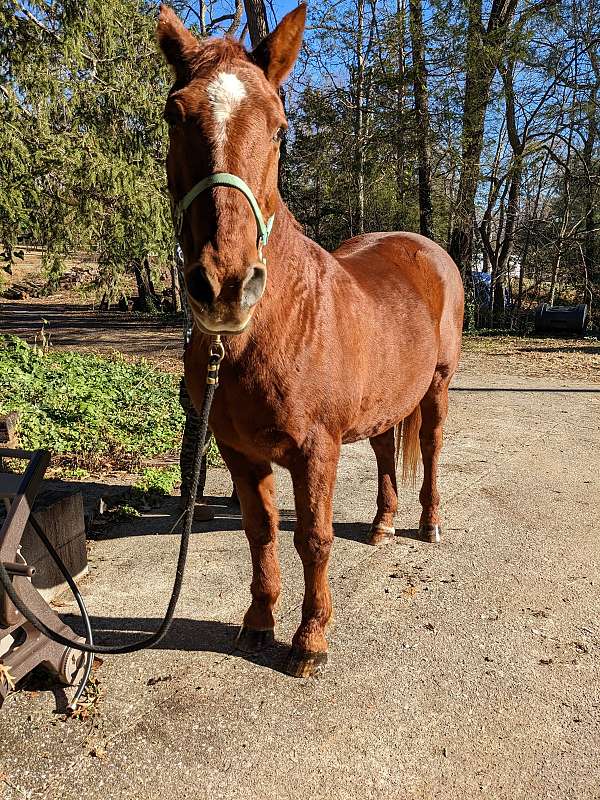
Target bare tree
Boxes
[448,0,519,317]
[408,0,433,239]
[243,0,269,47]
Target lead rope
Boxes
[0,338,225,656]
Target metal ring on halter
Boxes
[258,240,267,265]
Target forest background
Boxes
[1,0,598,329]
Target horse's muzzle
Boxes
[192,311,251,336]
[185,262,266,335]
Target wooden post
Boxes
[0,413,19,449]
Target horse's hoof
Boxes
[419,524,441,543]
[235,626,274,653]
[367,524,395,545]
[284,647,328,678]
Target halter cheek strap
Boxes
[173,172,275,259]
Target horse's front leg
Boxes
[217,441,281,651]
[286,433,341,677]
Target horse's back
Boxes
[332,231,464,372]
[332,231,462,307]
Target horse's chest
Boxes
[208,377,303,464]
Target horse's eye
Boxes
[272,127,284,143]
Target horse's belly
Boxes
[217,423,298,464]
[340,334,438,443]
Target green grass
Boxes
[0,335,185,471]
[134,465,181,495]
[106,465,184,518]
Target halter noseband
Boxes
[173,172,275,262]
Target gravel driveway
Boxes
[1,362,599,799]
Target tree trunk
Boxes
[408,0,433,239]
[132,259,150,309]
[495,164,521,284]
[448,0,518,325]
[143,256,156,297]
[548,248,562,307]
[449,1,490,278]
[170,258,181,312]
[394,0,407,230]
[354,0,366,235]
[582,86,598,299]
[243,0,269,47]
[199,0,207,35]
[492,278,505,319]
[132,257,158,311]
[517,143,552,312]
[445,164,457,251]
[482,249,490,273]
[550,67,576,307]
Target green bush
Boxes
[134,465,180,495]
[0,335,184,470]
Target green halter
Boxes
[173,172,275,253]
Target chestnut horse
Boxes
[157,4,464,676]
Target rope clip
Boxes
[206,335,225,385]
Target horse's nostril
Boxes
[186,266,215,306]
[241,265,267,309]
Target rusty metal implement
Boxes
[0,448,88,709]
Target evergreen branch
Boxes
[13,0,60,40]
[0,84,33,117]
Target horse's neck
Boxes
[267,197,311,281]
[227,197,322,359]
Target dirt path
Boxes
[1,367,599,797]
[0,300,184,370]
[1,297,599,381]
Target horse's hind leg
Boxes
[368,428,398,545]
[418,370,450,543]
[217,441,280,652]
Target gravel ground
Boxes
[1,364,599,799]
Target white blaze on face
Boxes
[206,71,247,167]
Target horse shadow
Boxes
[60,614,292,675]
[25,504,424,702]
[185,500,423,544]
[27,477,424,547]
[58,526,424,678]
[92,495,422,545]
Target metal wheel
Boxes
[57,646,86,686]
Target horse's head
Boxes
[157,4,306,335]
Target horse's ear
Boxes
[157,4,200,83]
[251,4,307,87]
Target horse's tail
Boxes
[395,405,422,486]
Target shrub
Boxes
[0,335,184,470]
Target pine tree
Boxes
[0,0,174,301]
